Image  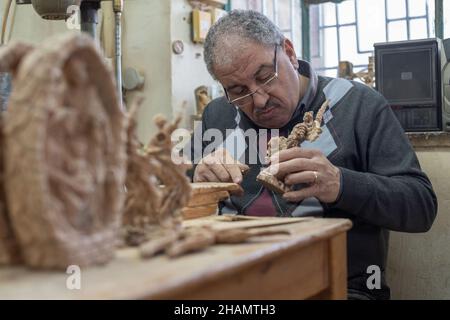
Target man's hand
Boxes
[193,148,249,194]
[268,147,341,204]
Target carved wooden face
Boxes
[2,34,127,269]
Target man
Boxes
[188,10,437,299]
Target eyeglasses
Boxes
[224,45,279,107]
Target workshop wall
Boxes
[1,3,72,43]
[121,0,217,140]
[170,0,218,130]
[120,0,173,142]
[387,147,450,299]
[1,0,217,142]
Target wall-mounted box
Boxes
[210,7,227,24]
[192,9,211,43]
[195,0,227,8]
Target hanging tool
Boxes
[113,0,124,110]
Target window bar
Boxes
[290,0,295,43]
[355,0,372,54]
[301,0,311,61]
[425,1,430,38]
[335,3,341,63]
[384,0,389,41]
[405,0,410,39]
[435,0,443,39]
[310,5,320,59]
[319,4,324,59]
[274,0,279,25]
[316,63,368,71]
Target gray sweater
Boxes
[188,73,437,299]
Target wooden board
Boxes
[190,182,241,195]
[182,204,218,220]
[187,190,229,207]
[182,215,313,230]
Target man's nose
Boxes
[252,89,270,110]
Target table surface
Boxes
[0,217,352,300]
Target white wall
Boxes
[170,0,216,129]
[1,2,70,44]
[387,148,450,299]
[121,0,173,142]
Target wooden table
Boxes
[0,217,352,300]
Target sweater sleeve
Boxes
[331,104,437,232]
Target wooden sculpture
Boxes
[0,42,34,265]
[256,100,330,194]
[1,34,127,269]
[0,117,21,264]
[122,101,192,247]
[121,105,288,258]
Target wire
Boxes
[1,0,13,45]
[8,0,16,42]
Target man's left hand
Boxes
[268,147,341,204]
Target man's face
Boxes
[214,40,301,128]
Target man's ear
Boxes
[282,38,299,68]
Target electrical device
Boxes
[374,38,450,132]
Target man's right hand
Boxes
[193,148,249,186]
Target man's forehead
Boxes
[213,43,274,81]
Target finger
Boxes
[212,150,246,193]
[221,149,250,183]
[283,185,318,203]
[203,156,233,181]
[193,165,204,182]
[209,163,233,182]
[267,158,317,178]
[194,165,220,182]
[215,148,235,164]
[270,147,319,164]
[223,164,244,184]
[284,170,317,186]
[237,162,250,173]
[194,171,209,182]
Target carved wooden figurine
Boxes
[256,100,330,194]
[122,101,192,247]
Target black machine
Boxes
[374,38,450,132]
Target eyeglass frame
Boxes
[223,44,279,107]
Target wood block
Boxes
[182,204,218,220]
[191,182,241,195]
[187,190,229,207]
[183,216,313,230]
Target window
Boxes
[231,0,302,55]
[445,0,450,38]
[309,0,436,77]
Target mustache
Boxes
[255,100,281,114]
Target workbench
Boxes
[0,217,352,300]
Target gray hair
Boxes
[204,10,284,79]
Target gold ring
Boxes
[313,171,319,184]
